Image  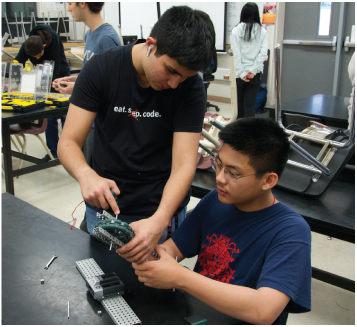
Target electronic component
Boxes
[86,272,125,301]
[93,220,160,260]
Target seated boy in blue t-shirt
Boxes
[130,118,312,324]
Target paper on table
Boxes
[21,74,36,94]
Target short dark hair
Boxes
[218,118,290,178]
[25,36,43,57]
[78,2,104,14]
[150,6,216,71]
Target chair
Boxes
[203,49,220,112]
[9,119,53,169]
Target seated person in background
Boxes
[132,118,311,325]
[15,24,70,161]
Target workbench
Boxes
[2,104,69,195]
[265,94,350,129]
[2,193,249,325]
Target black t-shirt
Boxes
[70,40,205,217]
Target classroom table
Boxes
[2,105,69,195]
[2,192,250,325]
[266,94,350,128]
[191,166,355,292]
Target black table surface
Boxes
[280,94,349,122]
[191,167,355,243]
[2,193,242,325]
[2,104,69,125]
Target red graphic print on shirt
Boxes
[197,234,239,283]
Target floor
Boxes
[2,100,355,325]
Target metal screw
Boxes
[41,279,44,284]
[327,237,332,240]
[97,310,102,316]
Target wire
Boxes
[69,200,84,230]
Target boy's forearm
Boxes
[151,164,195,232]
[161,238,185,262]
[58,138,92,182]
[177,269,277,325]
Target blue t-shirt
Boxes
[172,190,311,313]
[83,23,121,64]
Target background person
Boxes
[53,2,121,95]
[231,2,268,119]
[132,118,311,324]
[15,24,70,161]
[53,2,121,164]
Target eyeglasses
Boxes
[211,156,257,183]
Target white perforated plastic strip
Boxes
[102,297,141,325]
[76,258,104,280]
[76,258,142,325]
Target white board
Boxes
[120,2,158,39]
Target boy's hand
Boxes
[52,76,76,94]
[116,217,165,263]
[78,168,120,215]
[132,245,183,289]
[53,80,74,94]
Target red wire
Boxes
[70,200,84,230]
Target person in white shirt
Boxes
[231,3,268,119]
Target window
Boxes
[318,2,332,36]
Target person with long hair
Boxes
[231,3,268,118]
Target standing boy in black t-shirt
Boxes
[16,24,70,161]
[58,6,216,263]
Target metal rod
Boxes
[287,160,324,174]
[207,117,226,130]
[290,140,331,175]
[67,50,84,62]
[199,143,216,157]
[20,12,26,43]
[332,3,345,95]
[285,129,351,148]
[60,12,69,42]
[14,13,20,44]
[56,13,60,34]
[4,14,14,44]
[201,129,221,148]
[2,50,16,59]
[282,39,336,47]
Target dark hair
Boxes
[25,36,44,57]
[77,2,104,14]
[218,118,290,178]
[150,6,215,71]
[239,2,261,42]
